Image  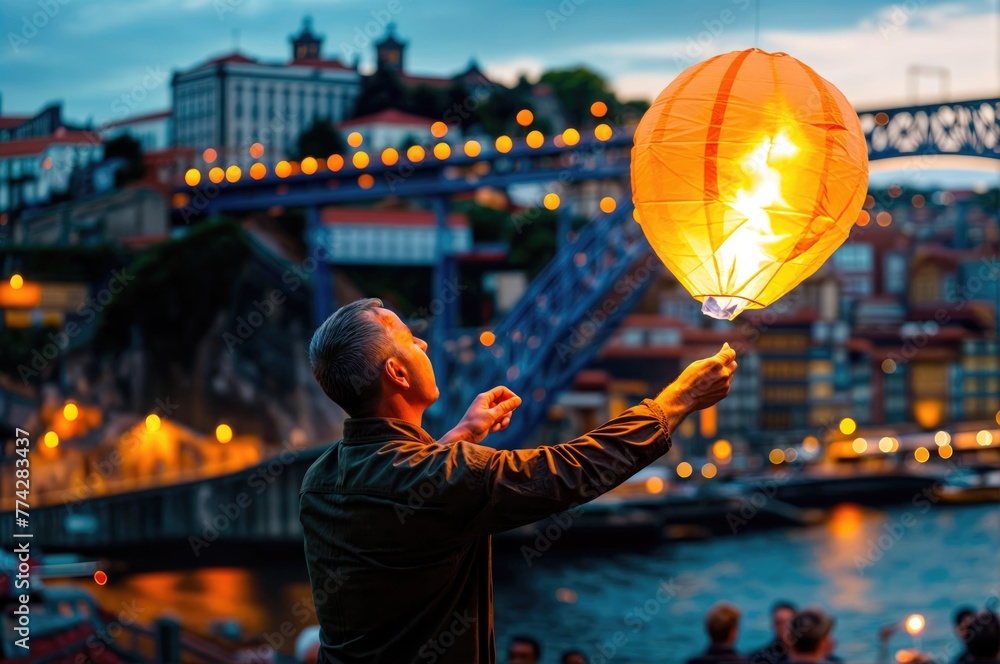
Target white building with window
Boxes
[171,18,361,165]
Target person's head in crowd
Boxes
[955,606,977,640]
[508,635,541,664]
[965,610,1000,661]
[294,625,321,664]
[561,650,587,664]
[787,606,835,663]
[772,600,797,645]
[706,601,742,647]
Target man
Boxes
[560,650,587,664]
[964,610,1000,663]
[507,635,541,664]
[954,606,978,664]
[686,602,749,664]
[299,298,737,663]
[785,607,836,664]
[750,601,797,664]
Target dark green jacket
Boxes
[299,399,672,664]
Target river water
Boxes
[66,503,1000,663]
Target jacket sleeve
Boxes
[463,399,672,535]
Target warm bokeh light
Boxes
[9,274,24,290]
[63,403,79,421]
[526,130,544,148]
[44,431,59,449]
[464,140,481,158]
[543,193,560,210]
[431,121,448,138]
[911,194,925,208]
[712,439,732,461]
[768,448,785,464]
[879,437,897,453]
[381,148,399,166]
[94,571,108,585]
[495,135,513,153]
[784,447,798,462]
[939,444,953,459]
[875,112,889,125]
[433,143,451,160]
[876,211,892,227]
[881,359,896,374]
[208,167,225,184]
[555,587,578,604]
[406,145,425,162]
[275,161,292,178]
[145,414,161,432]
[327,154,345,171]
[852,437,868,454]
[701,462,717,479]
[358,174,375,189]
[301,157,318,175]
[347,131,363,147]
[594,123,612,141]
[225,165,241,183]
[856,210,870,226]
[562,128,580,146]
[249,163,266,180]
[802,436,819,453]
[479,331,496,347]
[645,477,665,494]
[934,430,951,446]
[352,151,370,169]
[516,109,534,126]
[914,447,930,463]
[599,197,617,214]
[977,430,993,446]
[184,169,201,186]
[202,148,217,163]
[905,614,925,635]
[676,461,693,478]
[839,418,857,435]
[590,101,608,117]
[249,142,264,158]
[216,423,233,444]
[996,410,1000,426]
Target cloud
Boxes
[598,0,999,107]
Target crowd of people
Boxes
[499,601,1000,664]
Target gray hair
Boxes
[308,298,396,417]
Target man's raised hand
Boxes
[452,386,522,444]
[658,343,738,414]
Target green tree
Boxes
[539,67,612,127]
[295,118,345,159]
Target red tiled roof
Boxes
[0,131,97,158]
[0,116,31,129]
[290,57,353,71]
[101,110,171,129]
[198,52,257,68]
[321,207,466,227]
[338,108,436,129]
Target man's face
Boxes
[508,642,538,664]
[379,308,439,406]
[774,608,795,642]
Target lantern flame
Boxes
[707,130,799,318]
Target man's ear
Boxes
[384,357,409,390]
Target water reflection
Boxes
[50,504,999,662]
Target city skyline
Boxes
[2,0,998,126]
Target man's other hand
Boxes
[658,343,738,414]
[454,386,522,444]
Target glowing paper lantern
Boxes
[631,49,868,319]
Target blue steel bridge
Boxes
[2,97,998,556]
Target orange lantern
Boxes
[632,49,868,319]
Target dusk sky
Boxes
[2,0,998,126]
